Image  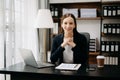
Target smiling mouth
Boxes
[66,28,72,31]
[65,29,71,31]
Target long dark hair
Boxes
[60,13,78,34]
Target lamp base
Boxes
[37,28,50,62]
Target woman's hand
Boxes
[61,37,76,48]
[61,38,70,48]
[67,38,76,48]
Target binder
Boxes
[109,57,113,65]
[112,24,116,34]
[115,42,119,52]
[101,41,104,52]
[117,6,120,16]
[50,5,54,17]
[119,42,120,54]
[104,23,120,35]
[103,6,108,16]
[108,24,112,34]
[110,41,115,53]
[116,24,120,34]
[54,7,58,17]
[103,24,107,34]
[108,6,112,16]
[106,41,109,52]
[115,57,118,65]
[50,5,59,17]
[112,6,117,16]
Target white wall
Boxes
[77,20,100,39]
[77,20,100,50]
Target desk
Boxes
[0,63,120,80]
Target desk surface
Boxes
[0,63,120,80]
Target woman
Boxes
[50,13,88,66]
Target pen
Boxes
[74,64,78,68]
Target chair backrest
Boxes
[80,32,90,47]
[80,32,90,68]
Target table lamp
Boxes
[35,9,54,28]
[35,9,54,62]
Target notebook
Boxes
[19,48,55,68]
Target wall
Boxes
[77,20,100,50]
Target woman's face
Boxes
[61,16,75,34]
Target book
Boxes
[55,63,81,70]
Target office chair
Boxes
[80,32,90,68]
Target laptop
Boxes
[19,48,55,68]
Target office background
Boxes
[0,0,120,80]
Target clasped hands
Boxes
[61,37,76,48]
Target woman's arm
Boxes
[72,34,88,65]
[50,35,65,64]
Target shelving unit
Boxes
[50,2,101,20]
[100,1,120,65]
[50,2,101,64]
[49,1,120,64]
[50,1,101,35]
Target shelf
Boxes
[77,17,101,20]
[102,17,120,20]
[55,17,101,21]
[89,52,100,55]
[50,2,101,22]
[101,33,120,36]
[50,0,101,4]
[89,52,100,64]
[102,1,120,5]
[52,18,60,22]
[59,17,101,20]
[102,52,120,57]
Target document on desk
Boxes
[55,63,81,70]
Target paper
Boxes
[55,63,81,70]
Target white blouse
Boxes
[63,44,73,63]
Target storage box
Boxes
[80,8,97,18]
[62,8,78,18]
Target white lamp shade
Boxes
[35,9,54,28]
